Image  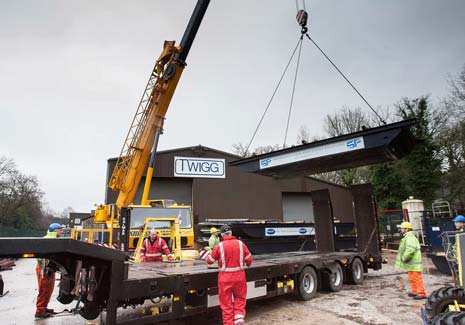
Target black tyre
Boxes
[57,276,75,304]
[296,266,318,300]
[431,311,465,325]
[56,293,74,304]
[425,287,465,323]
[347,258,364,285]
[322,263,344,292]
[79,302,101,320]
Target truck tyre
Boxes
[322,263,343,292]
[425,287,465,323]
[296,266,317,301]
[431,311,465,325]
[347,258,364,285]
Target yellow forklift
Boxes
[422,231,465,324]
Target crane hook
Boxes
[296,9,308,34]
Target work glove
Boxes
[168,255,174,262]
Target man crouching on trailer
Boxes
[140,228,174,262]
[206,225,253,325]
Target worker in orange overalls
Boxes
[206,225,253,325]
[140,228,173,262]
[35,223,63,319]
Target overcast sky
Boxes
[1,0,464,213]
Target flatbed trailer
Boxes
[115,250,371,324]
[0,238,372,324]
[0,184,382,324]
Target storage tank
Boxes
[402,196,425,243]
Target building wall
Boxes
[105,146,354,223]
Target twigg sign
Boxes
[174,157,225,178]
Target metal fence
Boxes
[378,209,455,251]
[0,226,45,237]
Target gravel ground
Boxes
[0,250,453,324]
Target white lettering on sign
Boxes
[259,136,365,169]
[174,157,225,178]
[265,227,314,237]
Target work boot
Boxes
[407,292,416,297]
[413,295,426,300]
[35,312,52,319]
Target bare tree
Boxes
[231,143,249,158]
[252,144,282,155]
[296,126,311,144]
[436,65,465,211]
[60,206,74,219]
[296,126,320,145]
[0,156,15,178]
[0,156,46,229]
[317,107,374,186]
[447,64,465,118]
[232,143,282,158]
[323,106,371,137]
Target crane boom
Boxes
[94,0,210,225]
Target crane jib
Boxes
[98,0,211,224]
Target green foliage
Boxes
[370,162,409,210]
[14,206,34,229]
[371,97,442,210]
[0,225,44,237]
[397,97,442,206]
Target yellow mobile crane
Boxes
[76,0,210,251]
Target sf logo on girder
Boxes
[260,159,272,167]
[346,138,362,149]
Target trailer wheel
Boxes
[347,258,364,285]
[431,311,465,325]
[296,266,317,300]
[79,302,101,320]
[322,263,343,292]
[425,287,465,322]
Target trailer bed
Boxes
[127,250,358,279]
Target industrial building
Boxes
[105,145,354,224]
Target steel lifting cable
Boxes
[295,0,307,11]
[303,33,386,125]
[246,1,385,155]
[245,37,303,155]
[296,3,385,125]
[283,37,304,148]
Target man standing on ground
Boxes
[35,223,63,319]
[208,227,220,251]
[206,224,253,325]
[453,215,465,232]
[395,221,427,300]
[140,228,173,262]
